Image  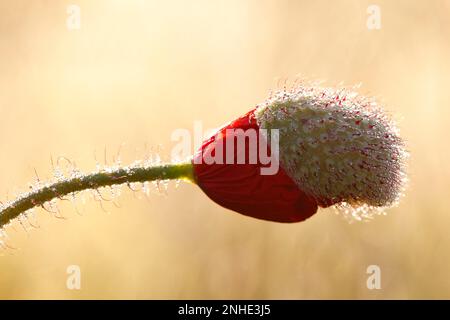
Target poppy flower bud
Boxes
[193,85,407,223]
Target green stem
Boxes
[0,162,194,229]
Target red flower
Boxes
[192,109,319,223]
[191,85,407,223]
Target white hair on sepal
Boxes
[255,83,409,221]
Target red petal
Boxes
[193,109,318,223]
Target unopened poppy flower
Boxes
[0,84,408,236]
[192,85,408,222]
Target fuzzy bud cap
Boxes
[255,85,408,219]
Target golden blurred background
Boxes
[0,0,449,299]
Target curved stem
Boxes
[0,162,194,229]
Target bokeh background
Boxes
[0,0,449,299]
